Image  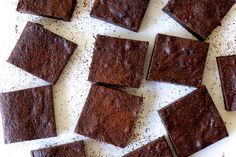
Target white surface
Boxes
[0,0,236,157]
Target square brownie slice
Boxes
[123,136,173,157]
[163,0,235,41]
[90,0,150,32]
[0,85,57,144]
[217,55,236,111]
[74,84,143,148]
[17,0,77,21]
[147,34,209,87]
[158,86,228,157]
[88,35,148,88]
[7,22,77,85]
[31,141,86,157]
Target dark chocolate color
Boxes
[90,0,150,32]
[74,84,143,148]
[7,22,77,85]
[217,55,236,111]
[147,34,209,87]
[158,86,228,157]
[0,85,57,144]
[88,35,148,88]
[123,136,173,157]
[31,141,86,157]
[17,0,77,21]
[163,0,235,40]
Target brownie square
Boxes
[0,85,57,144]
[123,136,173,157]
[74,84,143,148]
[90,0,150,32]
[147,34,209,88]
[158,86,228,157]
[17,0,77,21]
[7,22,77,85]
[88,35,148,88]
[31,141,86,157]
[163,0,235,41]
[217,55,236,111]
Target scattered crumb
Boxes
[15,25,18,33]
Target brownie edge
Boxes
[17,0,77,21]
[217,55,236,111]
[31,141,86,157]
[123,136,173,157]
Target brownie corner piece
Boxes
[90,0,150,32]
[217,55,236,111]
[147,34,209,87]
[16,0,77,21]
[74,84,143,148]
[0,85,56,144]
[88,35,148,88]
[123,136,173,157]
[158,86,228,157]
[163,0,235,40]
[7,21,77,85]
[31,141,86,157]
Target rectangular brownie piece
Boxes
[74,84,143,148]
[17,0,77,21]
[163,0,235,41]
[158,86,228,157]
[147,34,209,87]
[7,21,77,85]
[0,85,57,144]
[31,141,86,157]
[123,136,173,157]
[90,0,150,32]
[88,35,148,88]
[217,55,236,111]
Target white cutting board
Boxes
[0,0,236,156]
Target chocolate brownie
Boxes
[158,86,228,157]
[31,141,86,157]
[0,85,57,144]
[74,84,143,148]
[17,0,77,21]
[163,0,235,41]
[123,136,173,157]
[7,22,77,85]
[90,0,150,32]
[147,34,209,87]
[217,55,236,111]
[88,35,148,88]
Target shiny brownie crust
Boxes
[158,86,228,157]
[0,85,57,144]
[75,84,143,148]
[7,22,77,85]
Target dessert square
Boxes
[88,35,148,88]
[123,136,173,157]
[31,141,86,157]
[158,86,228,157]
[147,34,209,87]
[163,0,235,40]
[17,0,77,21]
[217,55,236,111]
[0,85,57,144]
[7,22,77,85]
[74,84,143,148]
[90,0,150,31]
